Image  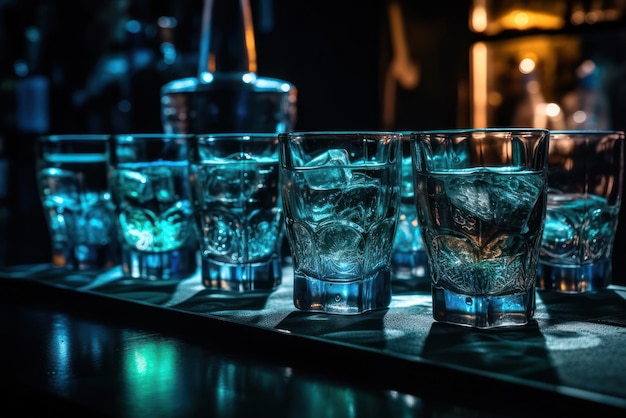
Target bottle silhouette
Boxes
[160,0,297,134]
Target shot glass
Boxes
[279,131,402,314]
[110,133,198,280]
[188,133,283,291]
[538,130,625,293]
[35,134,118,270]
[411,128,550,328]
[391,137,430,284]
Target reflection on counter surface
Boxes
[1,281,555,418]
[2,263,626,416]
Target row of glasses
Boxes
[36,133,286,289]
[34,128,624,329]
[221,129,624,323]
[411,128,624,328]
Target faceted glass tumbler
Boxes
[188,133,283,292]
[279,132,402,314]
[538,130,625,293]
[411,128,550,328]
[110,133,198,281]
[36,134,119,271]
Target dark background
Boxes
[1,0,625,285]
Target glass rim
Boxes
[194,133,278,142]
[411,128,549,136]
[39,134,110,142]
[549,130,625,137]
[278,131,403,138]
[112,133,193,144]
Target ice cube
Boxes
[336,174,382,224]
[207,164,260,202]
[117,169,153,203]
[304,187,343,223]
[447,176,493,223]
[447,172,543,228]
[206,165,242,202]
[304,149,353,189]
[489,174,543,227]
[39,168,80,208]
[145,166,175,203]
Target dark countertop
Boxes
[1,263,625,417]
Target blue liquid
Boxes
[190,160,283,291]
[416,168,545,327]
[113,160,197,280]
[282,164,399,313]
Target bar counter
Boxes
[1,263,625,417]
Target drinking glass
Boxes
[391,137,430,284]
[279,131,402,314]
[411,128,550,328]
[538,130,625,292]
[188,133,283,291]
[110,133,197,280]
[35,134,118,270]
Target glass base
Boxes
[432,285,535,329]
[122,247,197,281]
[391,250,430,281]
[537,259,612,293]
[293,271,392,315]
[201,258,282,292]
[52,243,118,271]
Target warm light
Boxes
[546,103,561,117]
[577,60,596,78]
[604,9,623,21]
[471,42,488,128]
[586,10,601,24]
[571,10,585,24]
[573,110,588,124]
[488,91,502,107]
[519,58,536,74]
[471,0,488,32]
[241,0,257,73]
[500,10,565,33]
[514,12,530,27]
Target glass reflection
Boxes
[30,302,523,417]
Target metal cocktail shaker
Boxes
[160,0,297,134]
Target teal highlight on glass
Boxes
[110,133,198,281]
[411,128,550,328]
[538,130,625,293]
[279,131,402,314]
[188,133,284,292]
[391,136,430,287]
[36,134,119,271]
